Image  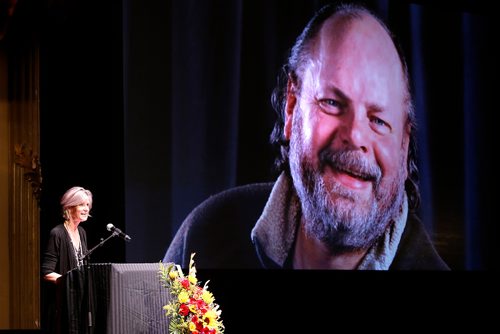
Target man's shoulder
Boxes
[181,182,274,241]
[188,182,274,221]
[164,182,274,268]
[391,213,450,270]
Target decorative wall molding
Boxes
[6,3,41,328]
[14,143,42,203]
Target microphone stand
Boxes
[81,232,119,263]
[80,232,120,333]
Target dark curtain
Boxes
[121,0,496,270]
[40,0,125,264]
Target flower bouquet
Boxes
[159,253,224,334]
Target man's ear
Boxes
[284,79,297,140]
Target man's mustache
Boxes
[319,148,382,185]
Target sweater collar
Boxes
[251,173,300,267]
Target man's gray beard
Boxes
[289,118,407,255]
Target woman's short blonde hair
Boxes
[60,186,93,218]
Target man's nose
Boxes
[338,113,369,153]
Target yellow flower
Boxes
[188,274,197,284]
[202,290,214,304]
[169,270,178,280]
[203,309,218,328]
[178,290,189,303]
[189,321,197,331]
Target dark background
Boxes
[4,0,497,331]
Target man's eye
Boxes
[370,116,392,134]
[319,99,342,115]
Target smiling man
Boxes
[164,3,449,270]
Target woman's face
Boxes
[70,197,91,223]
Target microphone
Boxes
[106,223,132,242]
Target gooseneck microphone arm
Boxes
[81,223,131,262]
[106,223,132,241]
[81,232,116,262]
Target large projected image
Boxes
[155,1,494,271]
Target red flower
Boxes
[179,304,189,316]
[196,321,204,331]
[181,278,190,289]
[196,299,207,309]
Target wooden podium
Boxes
[56,263,170,334]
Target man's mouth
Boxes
[327,166,373,190]
[335,166,377,183]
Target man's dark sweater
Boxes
[164,177,449,270]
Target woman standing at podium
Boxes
[42,186,93,282]
[41,186,93,333]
